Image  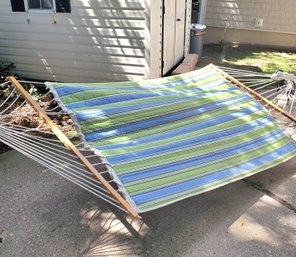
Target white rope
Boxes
[0,135,127,212]
[0,94,22,115]
[0,81,11,87]
[0,128,127,208]
[239,79,272,83]
[219,66,271,77]
[220,66,296,117]
[249,80,277,90]
[0,124,123,190]
[0,126,112,182]
[18,80,46,86]
[0,87,17,110]
[288,94,296,114]
[0,128,97,177]
[261,87,288,101]
[261,86,285,95]
[0,126,87,167]
[1,100,27,119]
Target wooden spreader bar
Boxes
[8,76,139,218]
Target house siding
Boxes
[206,0,296,34]
[0,0,152,82]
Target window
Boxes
[11,0,71,13]
[28,0,54,10]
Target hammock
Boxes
[1,64,296,218]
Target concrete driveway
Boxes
[1,150,295,257]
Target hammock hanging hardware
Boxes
[220,66,296,119]
[211,65,296,123]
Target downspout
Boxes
[198,0,207,24]
[197,0,208,57]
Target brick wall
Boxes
[206,0,296,34]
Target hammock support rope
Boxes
[212,65,296,123]
[7,76,139,218]
[220,66,296,118]
[1,64,296,217]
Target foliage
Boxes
[0,62,42,101]
[192,0,199,9]
[28,85,42,101]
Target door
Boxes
[162,0,186,75]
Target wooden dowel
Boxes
[211,64,296,123]
[8,76,139,218]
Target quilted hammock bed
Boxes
[45,64,296,213]
[1,64,296,216]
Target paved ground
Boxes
[1,150,295,257]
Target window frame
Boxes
[24,0,56,13]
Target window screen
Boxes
[28,0,54,9]
[11,0,71,13]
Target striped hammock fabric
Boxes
[46,65,296,213]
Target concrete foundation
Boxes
[204,27,296,49]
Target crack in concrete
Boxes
[244,179,296,214]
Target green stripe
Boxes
[113,122,278,173]
[61,89,144,104]
[125,136,290,194]
[75,84,233,119]
[59,71,222,104]
[90,100,258,148]
[51,66,215,89]
[73,94,182,112]
[81,90,245,132]
[138,149,296,212]
[103,110,268,156]
[72,75,224,112]
[50,81,141,89]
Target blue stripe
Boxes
[98,104,264,150]
[54,70,218,96]
[109,117,275,163]
[66,93,160,109]
[149,70,219,89]
[132,142,296,204]
[118,129,284,183]
[74,83,232,120]
[66,80,233,110]
[85,95,254,141]
[50,71,217,96]
[74,96,189,121]
[56,86,146,96]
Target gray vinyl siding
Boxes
[0,0,149,82]
[206,0,296,34]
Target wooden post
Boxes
[211,64,296,123]
[8,76,139,218]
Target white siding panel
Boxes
[0,54,144,75]
[206,0,296,34]
[0,0,149,82]
[0,22,146,39]
[1,47,146,66]
[0,31,146,48]
[0,40,145,57]
[0,15,146,29]
[14,67,144,82]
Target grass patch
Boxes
[223,46,296,73]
